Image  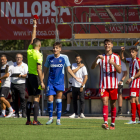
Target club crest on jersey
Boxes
[59,59,62,62]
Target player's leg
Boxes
[79,88,85,118]
[26,96,33,125]
[125,88,137,124]
[110,100,116,130]
[33,95,42,125]
[135,97,140,123]
[0,101,6,117]
[56,91,63,125]
[46,95,54,125]
[62,91,72,114]
[100,89,109,129]
[118,85,123,115]
[0,87,14,118]
[46,85,56,125]
[25,75,33,125]
[109,89,118,129]
[69,87,78,118]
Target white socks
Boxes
[57,119,60,123]
[8,107,13,112]
[2,110,5,116]
[66,104,70,111]
[49,117,53,120]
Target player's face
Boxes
[75,56,82,64]
[53,45,61,55]
[16,54,23,64]
[104,41,113,52]
[130,50,137,59]
[0,57,7,66]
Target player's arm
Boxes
[126,70,140,84]
[67,66,82,84]
[91,55,104,69]
[108,59,121,73]
[42,67,49,85]
[72,64,84,73]
[0,65,10,80]
[120,47,126,63]
[37,64,45,89]
[80,75,88,92]
[29,19,37,45]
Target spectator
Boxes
[0,55,14,118]
[69,55,88,118]
[10,53,28,118]
[115,52,127,115]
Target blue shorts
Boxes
[46,84,64,96]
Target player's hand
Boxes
[118,81,123,85]
[121,47,125,52]
[126,78,132,85]
[80,87,83,92]
[41,82,45,89]
[97,55,104,60]
[108,59,115,65]
[33,18,37,25]
[75,77,82,84]
[80,64,85,68]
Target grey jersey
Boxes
[1,63,11,88]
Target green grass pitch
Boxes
[0,118,140,140]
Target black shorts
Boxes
[26,74,41,96]
[63,90,72,100]
[0,87,10,98]
[118,85,123,94]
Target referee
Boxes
[69,55,88,118]
[10,53,28,118]
[26,19,45,125]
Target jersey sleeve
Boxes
[116,56,121,66]
[126,58,132,63]
[136,58,140,70]
[64,56,71,67]
[44,56,50,68]
[28,44,33,50]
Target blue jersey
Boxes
[44,54,71,85]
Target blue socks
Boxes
[48,101,53,119]
[56,99,62,120]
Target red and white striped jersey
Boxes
[97,53,121,89]
[126,57,140,88]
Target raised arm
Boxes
[120,47,126,62]
[30,19,37,45]
[91,55,104,69]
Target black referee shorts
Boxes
[26,74,41,96]
[63,90,72,100]
[0,87,10,98]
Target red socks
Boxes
[103,105,108,123]
[131,103,136,121]
[137,104,140,121]
[111,107,116,124]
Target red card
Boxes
[33,15,39,19]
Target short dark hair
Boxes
[1,54,7,59]
[53,42,62,48]
[75,54,81,58]
[33,38,41,47]
[104,39,113,44]
[129,47,138,52]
